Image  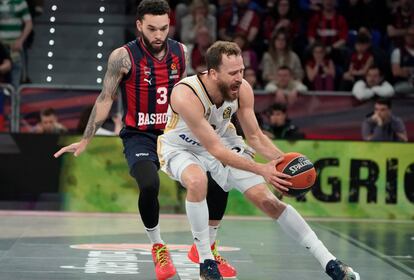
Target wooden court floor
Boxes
[0,211,413,280]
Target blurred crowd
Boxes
[0,0,44,89]
[0,0,412,141]
[158,0,414,103]
[157,0,411,141]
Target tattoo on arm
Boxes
[101,50,131,101]
[82,49,130,140]
[83,105,105,139]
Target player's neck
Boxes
[152,49,166,60]
[148,47,166,60]
[201,75,224,107]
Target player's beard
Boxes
[217,79,240,102]
[141,33,167,56]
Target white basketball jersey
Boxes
[160,74,242,153]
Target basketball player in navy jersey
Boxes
[53,1,235,279]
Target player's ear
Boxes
[209,68,218,80]
[136,20,142,32]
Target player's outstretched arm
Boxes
[235,80,293,192]
[171,85,291,190]
[54,47,130,158]
[237,80,284,160]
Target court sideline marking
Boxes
[315,223,414,278]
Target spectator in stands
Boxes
[0,42,12,131]
[190,25,213,74]
[263,103,305,140]
[179,0,216,45]
[307,0,348,66]
[299,0,323,14]
[352,66,395,101]
[387,0,413,48]
[233,33,258,72]
[27,0,44,16]
[305,42,335,91]
[261,29,304,84]
[340,0,368,31]
[77,106,122,136]
[362,98,407,142]
[265,66,307,105]
[243,66,261,89]
[358,27,391,78]
[0,0,33,89]
[33,108,67,134]
[168,6,177,39]
[175,0,217,29]
[218,0,261,43]
[262,0,300,43]
[0,42,12,83]
[341,33,374,90]
[391,24,414,95]
[340,0,389,33]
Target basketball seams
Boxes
[289,164,314,177]
[280,156,300,173]
[281,155,313,175]
[276,153,316,197]
[288,168,316,189]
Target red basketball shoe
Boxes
[188,242,237,278]
[152,243,176,280]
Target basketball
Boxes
[275,152,317,197]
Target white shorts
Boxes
[159,142,265,193]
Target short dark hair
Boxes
[311,41,326,51]
[271,103,287,113]
[355,33,371,44]
[367,65,382,75]
[40,108,56,117]
[136,0,170,21]
[205,41,241,71]
[375,98,392,109]
[277,65,292,73]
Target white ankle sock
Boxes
[209,225,219,246]
[186,199,213,262]
[277,205,335,269]
[145,224,164,245]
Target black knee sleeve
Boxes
[207,172,229,220]
[130,161,160,228]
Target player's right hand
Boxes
[53,140,88,158]
[259,159,292,192]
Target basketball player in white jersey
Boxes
[158,41,360,280]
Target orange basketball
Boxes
[275,152,317,197]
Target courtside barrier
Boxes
[0,83,16,132]
[57,137,414,219]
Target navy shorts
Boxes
[119,127,162,171]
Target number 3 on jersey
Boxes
[157,87,168,105]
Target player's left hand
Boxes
[262,158,292,192]
[53,139,88,158]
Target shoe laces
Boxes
[154,245,170,267]
[327,260,355,280]
[204,259,221,278]
[212,241,227,264]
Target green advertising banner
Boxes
[59,137,414,219]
